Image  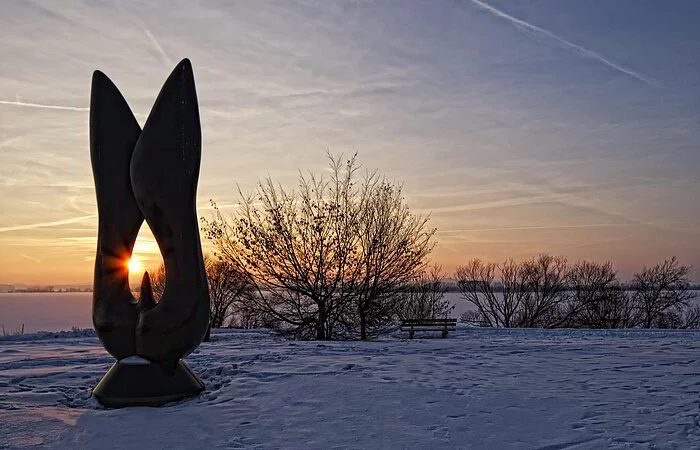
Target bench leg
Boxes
[442,329,447,338]
[409,329,414,339]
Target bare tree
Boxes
[206,257,255,328]
[455,257,642,329]
[519,254,569,328]
[631,257,695,328]
[563,261,631,328]
[680,305,700,329]
[459,310,487,326]
[398,265,453,322]
[228,303,277,329]
[455,258,528,327]
[452,255,696,330]
[499,259,531,327]
[203,158,355,340]
[455,259,498,327]
[203,154,434,340]
[147,257,255,340]
[350,178,435,339]
[146,264,166,301]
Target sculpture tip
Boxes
[139,272,156,312]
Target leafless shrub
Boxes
[519,254,569,328]
[631,257,695,328]
[679,305,700,329]
[398,265,453,322]
[146,264,166,301]
[455,254,570,328]
[147,256,257,339]
[455,258,527,327]
[350,178,435,339]
[205,258,255,329]
[564,261,633,328]
[203,154,434,340]
[460,310,489,326]
[1,324,24,336]
[227,303,277,329]
[454,255,697,329]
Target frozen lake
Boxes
[1,291,698,333]
[0,292,472,333]
[0,292,458,333]
[0,293,94,333]
[2,292,457,332]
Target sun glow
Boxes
[127,256,143,274]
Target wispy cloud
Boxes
[438,218,700,234]
[0,99,89,112]
[469,0,664,88]
[0,0,697,283]
[0,215,97,233]
[0,136,24,149]
[197,202,243,211]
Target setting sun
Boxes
[127,257,143,274]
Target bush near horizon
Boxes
[145,256,260,341]
[456,255,698,329]
[203,154,437,340]
[146,252,697,335]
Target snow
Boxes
[1,327,700,449]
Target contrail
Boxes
[113,1,172,69]
[1,99,148,119]
[470,0,664,88]
[143,27,172,68]
[0,214,97,233]
[437,223,635,233]
[19,253,41,263]
[0,100,89,112]
[421,194,559,214]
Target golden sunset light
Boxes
[1,2,700,446]
[127,257,143,275]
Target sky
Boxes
[0,0,699,285]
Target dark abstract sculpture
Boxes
[90,59,209,408]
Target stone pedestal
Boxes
[92,358,204,408]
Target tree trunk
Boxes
[360,306,367,340]
[316,300,326,340]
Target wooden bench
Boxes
[401,318,457,339]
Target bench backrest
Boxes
[401,319,457,326]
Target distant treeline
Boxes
[455,255,698,329]
[5,287,92,293]
[440,282,700,293]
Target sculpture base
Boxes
[93,359,205,408]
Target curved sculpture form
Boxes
[90,71,143,360]
[90,59,209,407]
[131,60,210,366]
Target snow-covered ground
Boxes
[1,327,699,449]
